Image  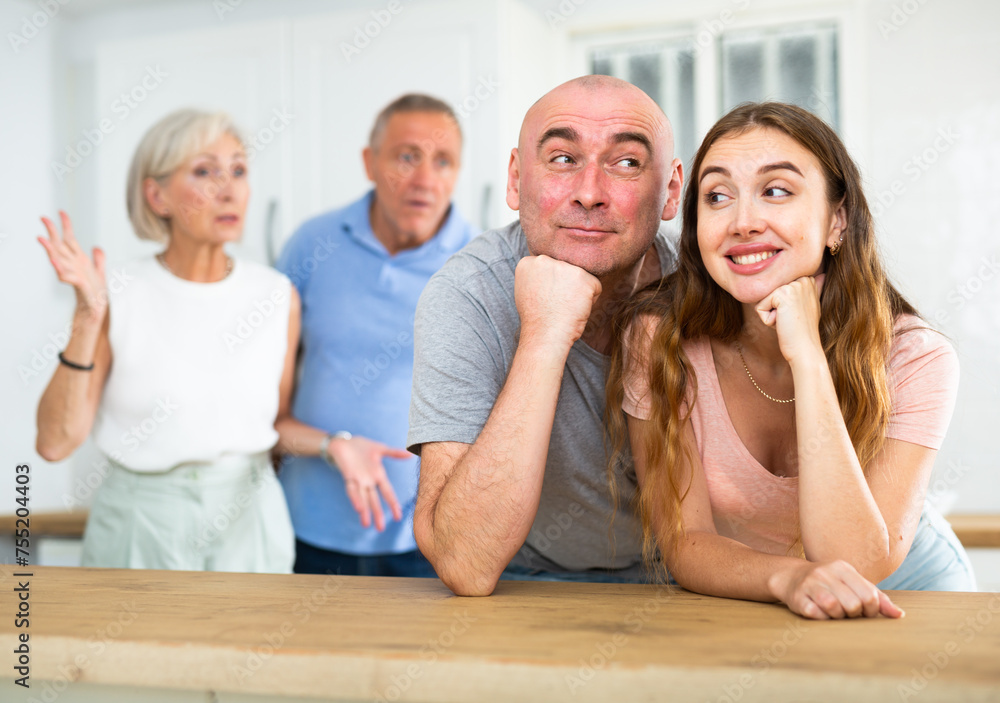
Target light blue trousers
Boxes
[877,502,977,591]
[81,452,294,573]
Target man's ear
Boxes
[144,177,170,217]
[661,158,684,221]
[362,146,375,182]
[505,148,520,211]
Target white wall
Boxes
[1,0,71,512]
[863,0,1000,515]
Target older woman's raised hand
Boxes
[38,211,108,324]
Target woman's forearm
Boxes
[670,529,901,620]
[791,354,891,577]
[669,530,803,603]
[36,312,107,461]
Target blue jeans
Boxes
[878,504,977,591]
[501,563,655,584]
[292,538,437,578]
[501,504,976,591]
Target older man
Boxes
[408,76,684,595]
[275,94,476,577]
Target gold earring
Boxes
[829,236,843,257]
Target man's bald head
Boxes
[518,75,674,159]
[505,75,684,279]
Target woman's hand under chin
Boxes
[754,273,826,366]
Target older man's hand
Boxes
[514,254,602,353]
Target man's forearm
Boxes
[274,416,327,457]
[419,334,572,595]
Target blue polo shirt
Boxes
[276,191,476,555]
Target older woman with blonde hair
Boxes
[609,102,974,619]
[36,109,297,572]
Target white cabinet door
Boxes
[287,1,502,241]
[94,19,293,265]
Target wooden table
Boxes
[1,566,998,702]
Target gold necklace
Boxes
[735,343,794,404]
[157,253,233,280]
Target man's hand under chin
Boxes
[514,255,603,353]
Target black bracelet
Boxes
[58,351,95,371]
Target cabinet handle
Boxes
[265,198,280,265]
[479,183,492,231]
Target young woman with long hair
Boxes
[607,102,974,619]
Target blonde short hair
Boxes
[126,109,246,243]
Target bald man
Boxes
[407,76,684,595]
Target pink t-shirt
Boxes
[622,314,959,556]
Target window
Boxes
[721,24,838,129]
[592,39,697,172]
[586,21,840,169]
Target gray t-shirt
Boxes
[408,220,678,577]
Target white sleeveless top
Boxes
[93,256,291,471]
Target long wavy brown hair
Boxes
[605,102,918,578]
